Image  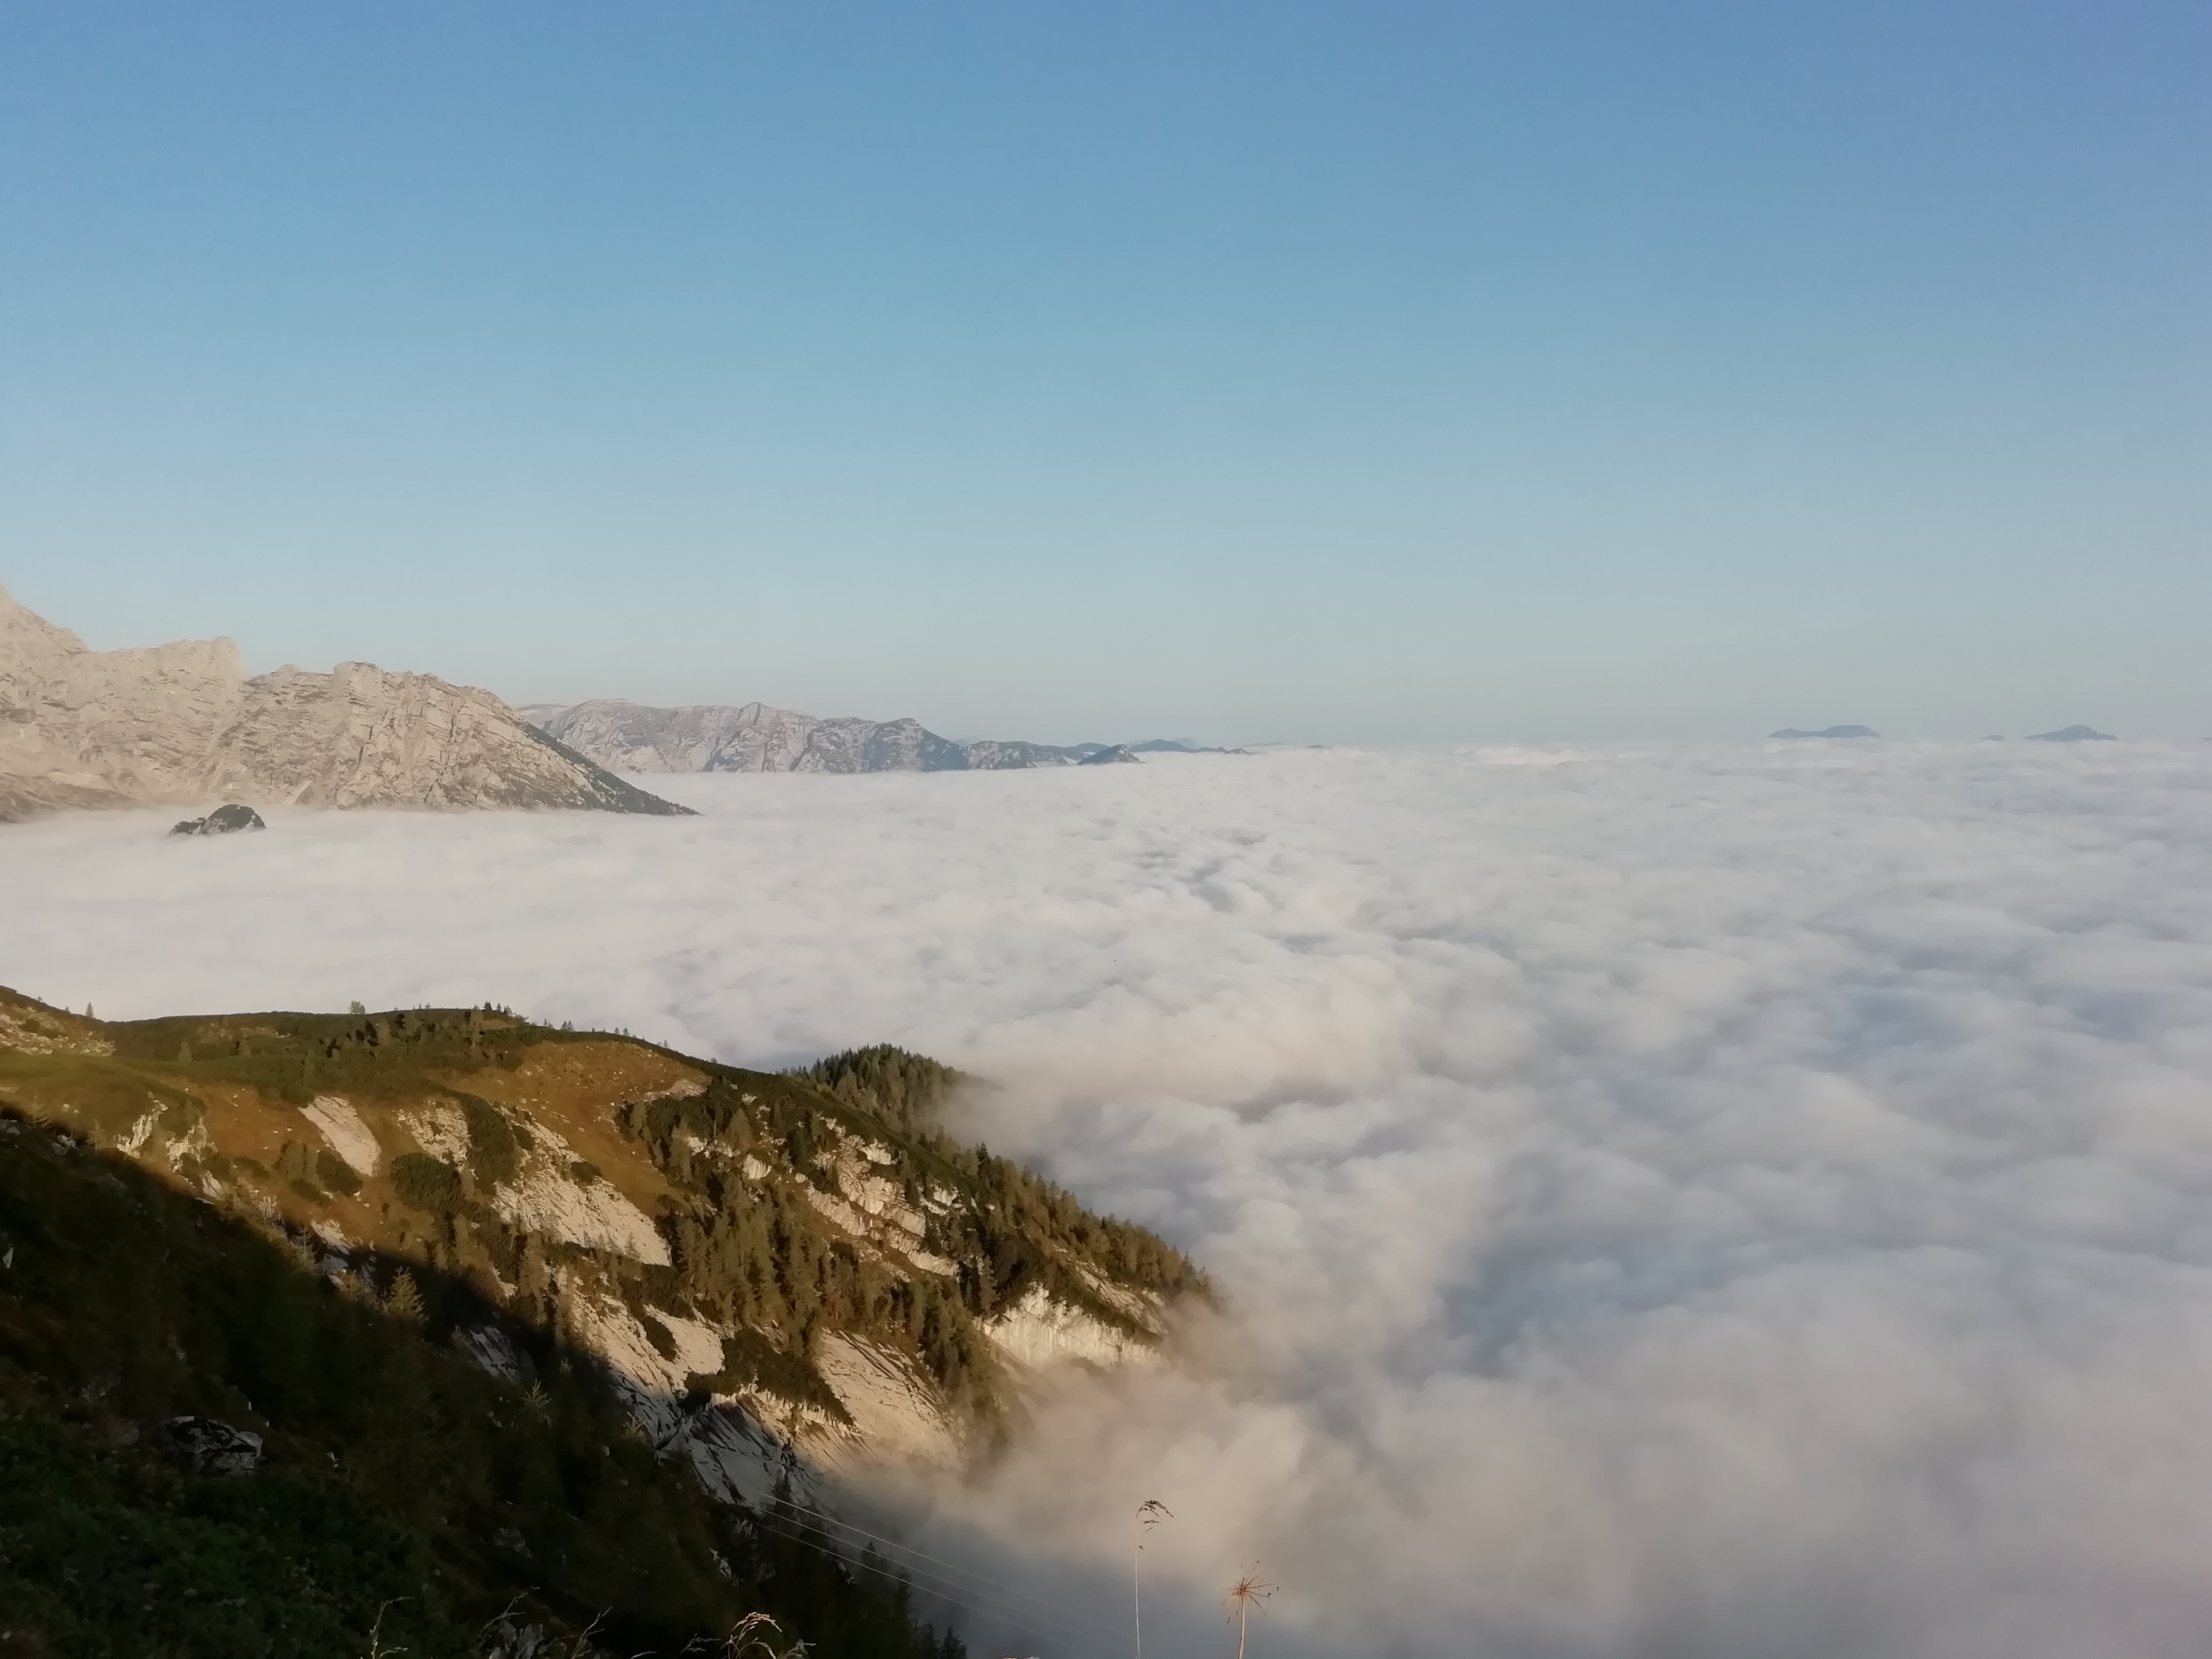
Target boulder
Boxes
[169,803,267,836]
[153,1414,263,1474]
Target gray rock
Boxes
[1078,743,1143,765]
[964,739,1093,769]
[523,698,966,774]
[529,699,1120,775]
[0,584,690,819]
[1127,737,1245,754]
[169,803,266,837]
[153,1415,263,1475]
[2026,725,2115,742]
[524,699,1242,776]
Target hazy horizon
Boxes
[1,574,2190,749]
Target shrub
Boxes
[390,1153,461,1214]
[383,1269,425,1321]
[275,1140,316,1188]
[688,1330,849,1422]
[459,1094,519,1188]
[315,1150,362,1197]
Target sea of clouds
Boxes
[7,741,2212,1658]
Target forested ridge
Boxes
[0,990,1209,1655]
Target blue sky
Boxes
[2,2,2205,742]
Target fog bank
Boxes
[7,741,2212,1657]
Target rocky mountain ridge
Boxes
[0,585,689,820]
[0,987,1201,1504]
[520,699,1234,775]
[513,701,973,775]
[0,1074,969,1658]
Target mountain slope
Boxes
[514,701,970,775]
[0,1101,963,1658]
[521,701,1136,775]
[0,990,1202,1494]
[0,585,690,820]
[0,988,1202,1654]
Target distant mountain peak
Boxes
[1771,725,1880,739]
[2026,725,2116,742]
[524,702,1244,775]
[0,585,691,821]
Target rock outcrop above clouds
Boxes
[0,584,689,820]
[956,736,1102,769]
[522,698,1221,774]
[1771,725,1881,739]
[168,803,266,837]
[515,698,971,774]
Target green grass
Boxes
[0,987,1211,1657]
[0,1111,953,1659]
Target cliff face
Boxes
[521,699,973,775]
[0,991,1201,1499]
[522,699,1108,775]
[512,699,823,773]
[0,585,689,819]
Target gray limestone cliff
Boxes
[522,699,1089,774]
[522,698,1157,775]
[516,699,972,774]
[0,584,689,821]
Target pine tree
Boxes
[384,1268,424,1321]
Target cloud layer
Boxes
[7,741,2212,1657]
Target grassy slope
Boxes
[0,1110,940,1657]
[0,988,1205,1429]
[0,988,1205,1656]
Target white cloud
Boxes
[7,741,2212,1656]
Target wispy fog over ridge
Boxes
[7,742,2212,1657]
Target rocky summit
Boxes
[0,584,690,821]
